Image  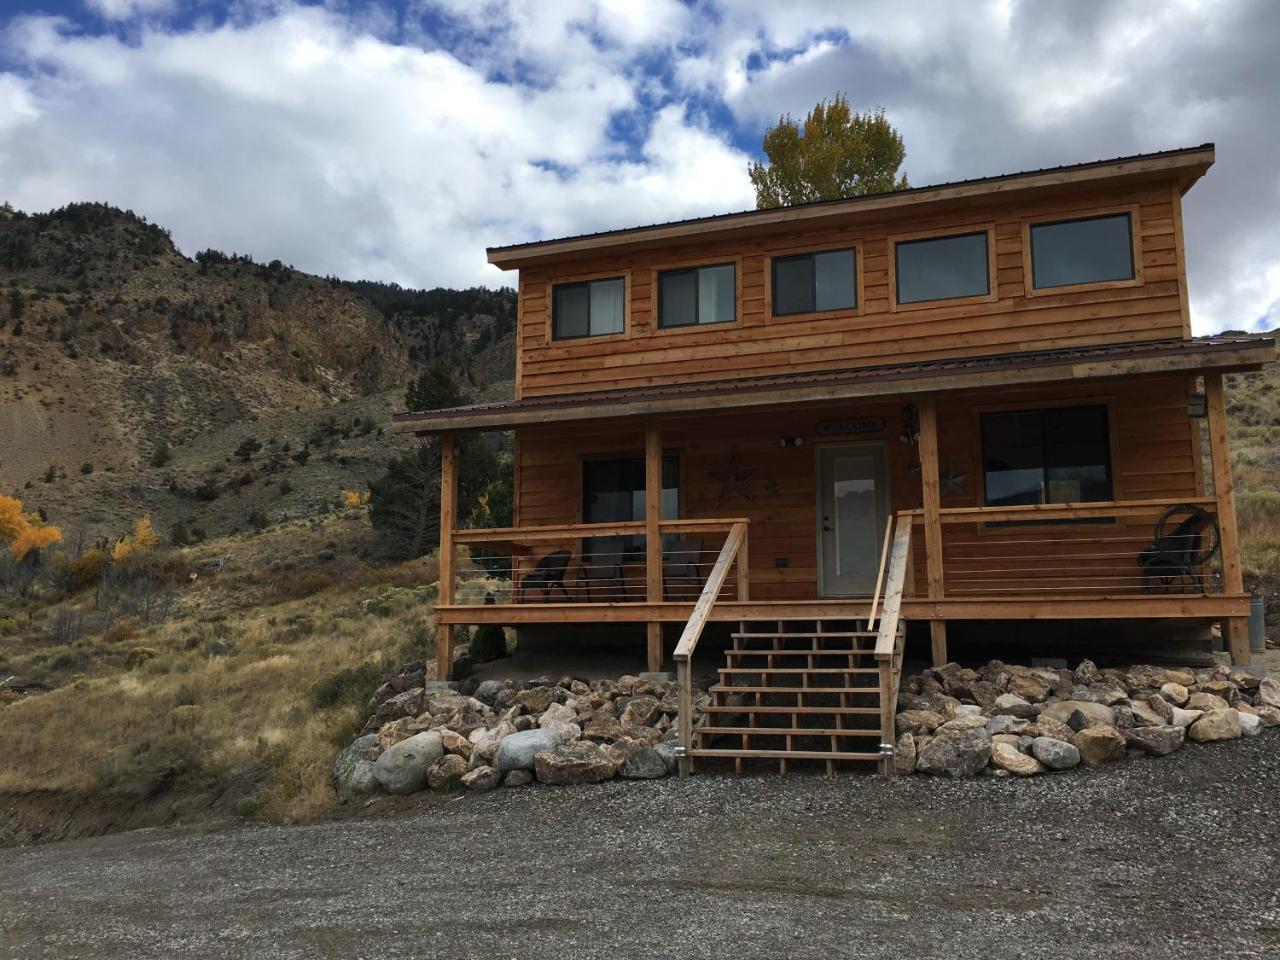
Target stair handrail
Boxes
[875,519,913,775]
[867,515,895,631]
[674,520,749,775]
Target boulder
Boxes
[495,728,563,771]
[1238,712,1263,738]
[534,741,619,785]
[1254,705,1280,727]
[516,686,556,714]
[1187,692,1230,713]
[427,753,468,791]
[938,715,989,733]
[538,702,578,728]
[894,733,917,775]
[1075,724,1126,765]
[1007,674,1051,703]
[1128,701,1166,728]
[1124,725,1185,756]
[1169,706,1204,729]
[916,727,992,778]
[1159,682,1190,706]
[1074,659,1102,686]
[620,695,660,728]
[468,720,516,763]
[1258,678,1280,710]
[504,769,533,787]
[473,680,506,706]
[1201,680,1239,704]
[896,709,946,736]
[460,765,501,792]
[653,742,679,775]
[1026,715,1076,745]
[375,687,424,721]
[1189,709,1241,743]
[439,729,472,758]
[583,714,624,742]
[332,733,379,797]
[619,746,668,779]
[952,704,984,718]
[991,742,1044,776]
[988,715,1029,736]
[992,693,1038,719]
[1040,700,1116,727]
[372,731,444,795]
[1031,736,1080,770]
[1232,671,1261,691]
[1146,694,1174,723]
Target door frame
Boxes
[814,440,892,598]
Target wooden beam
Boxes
[645,423,663,672]
[918,398,948,666]
[673,522,748,660]
[437,432,458,680]
[1205,373,1248,665]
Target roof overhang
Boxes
[392,333,1275,435]
[487,145,1215,270]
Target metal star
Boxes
[940,463,969,496]
[709,448,758,505]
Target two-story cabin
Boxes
[394,144,1274,773]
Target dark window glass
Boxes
[552,277,624,340]
[659,264,735,327]
[581,456,680,560]
[896,231,989,304]
[982,405,1112,508]
[772,248,856,316]
[1031,213,1134,289]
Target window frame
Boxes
[577,450,684,560]
[655,261,739,331]
[549,274,628,342]
[888,224,998,312]
[769,245,860,320]
[1022,205,1143,298]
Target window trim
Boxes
[1021,205,1143,298]
[888,224,998,312]
[655,261,740,331]
[769,245,860,319]
[542,268,631,346]
[550,274,628,342]
[576,450,684,561]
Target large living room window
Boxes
[581,456,679,559]
[552,276,625,340]
[658,263,735,328]
[772,248,857,316]
[981,404,1113,508]
[1030,213,1135,289]
[895,231,990,305]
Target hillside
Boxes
[0,202,516,543]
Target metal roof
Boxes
[392,332,1274,434]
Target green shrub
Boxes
[469,624,508,662]
[307,660,387,711]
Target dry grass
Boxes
[0,513,441,823]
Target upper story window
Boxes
[981,404,1113,508]
[658,263,735,328]
[895,231,990,305]
[1030,213,1134,289]
[552,276,625,340]
[772,248,857,316]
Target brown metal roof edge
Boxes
[487,144,1215,267]
[392,334,1274,434]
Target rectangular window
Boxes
[552,276,624,340]
[658,263,735,328]
[772,248,857,316]
[581,456,680,560]
[1030,213,1134,289]
[895,231,990,305]
[981,405,1113,508]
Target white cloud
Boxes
[83,0,175,21]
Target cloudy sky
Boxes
[1,1,1277,333]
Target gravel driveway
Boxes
[2,737,1278,960]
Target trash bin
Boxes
[1250,595,1267,655]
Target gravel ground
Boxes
[2,738,1279,960]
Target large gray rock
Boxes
[473,680,505,706]
[1125,725,1185,756]
[916,727,992,778]
[331,733,379,797]
[504,769,533,787]
[991,741,1044,776]
[373,731,443,795]
[462,765,502,792]
[653,742,679,775]
[1238,712,1263,737]
[534,741,619,785]
[992,693,1038,719]
[495,728,563,772]
[896,709,946,736]
[1031,736,1080,770]
[1258,677,1280,710]
[1040,700,1117,727]
[618,746,668,779]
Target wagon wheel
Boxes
[1152,503,1221,566]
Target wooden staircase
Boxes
[691,618,901,773]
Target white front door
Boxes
[817,442,890,597]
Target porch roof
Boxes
[391,333,1275,435]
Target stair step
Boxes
[702,704,881,715]
[711,684,881,695]
[719,667,880,675]
[731,631,876,639]
[696,726,881,737]
[726,646,877,656]
[687,748,882,762]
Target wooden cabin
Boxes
[394,143,1274,772]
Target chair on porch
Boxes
[1138,504,1221,593]
[518,549,573,603]
[577,536,626,601]
[662,538,704,601]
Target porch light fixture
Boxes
[778,436,804,448]
[1187,393,1207,418]
[898,403,920,444]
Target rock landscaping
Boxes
[332,658,1280,797]
[894,659,1280,778]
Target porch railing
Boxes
[873,516,912,776]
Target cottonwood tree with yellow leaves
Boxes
[0,495,63,596]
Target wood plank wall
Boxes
[514,180,1188,400]
[514,374,1201,601]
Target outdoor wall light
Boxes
[778,436,804,448]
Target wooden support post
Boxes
[918,398,948,666]
[736,527,750,602]
[437,432,457,679]
[645,423,663,673]
[677,657,693,776]
[1205,374,1249,665]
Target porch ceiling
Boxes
[391,333,1275,435]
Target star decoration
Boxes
[708,448,759,505]
[940,463,969,496]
